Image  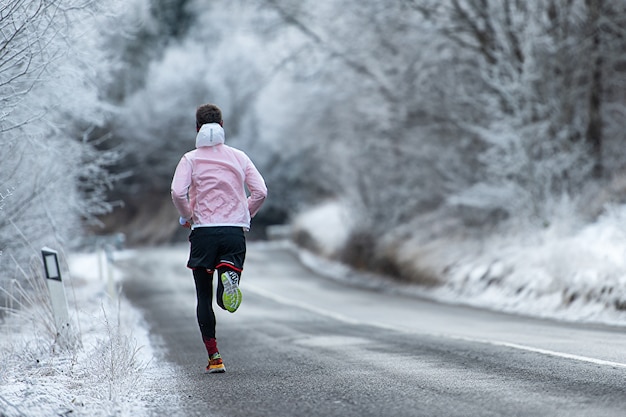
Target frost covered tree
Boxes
[416,0,626,228]
[260,0,464,229]
[251,0,483,271]
[102,0,194,103]
[0,0,138,284]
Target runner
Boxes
[171,103,267,373]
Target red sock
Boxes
[203,337,218,356]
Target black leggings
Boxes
[193,268,217,340]
[193,264,242,341]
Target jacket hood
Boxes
[196,123,225,148]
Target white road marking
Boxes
[246,284,626,370]
[449,336,626,370]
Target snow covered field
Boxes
[0,252,180,417]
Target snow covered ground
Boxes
[292,201,626,327]
[0,251,181,417]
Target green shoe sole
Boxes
[220,271,242,313]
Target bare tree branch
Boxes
[261,0,398,104]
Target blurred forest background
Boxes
[2,0,626,287]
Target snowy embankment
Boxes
[291,201,626,327]
[0,252,179,417]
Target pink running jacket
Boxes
[171,123,267,229]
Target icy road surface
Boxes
[120,243,626,417]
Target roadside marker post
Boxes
[41,247,72,347]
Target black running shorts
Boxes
[187,226,246,271]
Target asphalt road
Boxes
[120,242,626,417]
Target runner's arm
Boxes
[244,159,267,218]
[171,156,193,220]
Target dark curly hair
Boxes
[196,104,223,130]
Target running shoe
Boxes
[220,270,242,313]
[205,352,225,373]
